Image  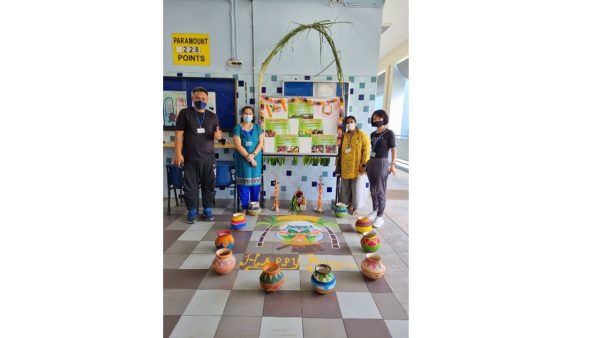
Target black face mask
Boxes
[371,121,384,128]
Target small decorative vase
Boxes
[259,262,285,292]
[230,213,247,230]
[361,253,386,280]
[247,202,262,216]
[360,231,381,253]
[212,248,236,275]
[214,230,235,249]
[310,264,336,294]
[334,203,348,218]
[355,216,373,234]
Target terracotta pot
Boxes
[355,216,372,234]
[360,231,381,253]
[259,262,285,292]
[334,203,348,218]
[231,213,245,222]
[310,264,336,294]
[212,248,236,275]
[361,253,386,280]
[214,230,235,249]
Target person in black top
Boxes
[174,87,223,224]
[366,109,397,228]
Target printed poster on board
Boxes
[163,91,188,127]
[274,135,299,153]
[311,135,337,154]
[264,119,290,137]
[298,119,323,137]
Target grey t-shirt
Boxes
[175,107,220,160]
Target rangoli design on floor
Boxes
[255,215,340,253]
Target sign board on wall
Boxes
[260,96,344,155]
[171,33,210,66]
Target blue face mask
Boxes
[243,115,253,123]
[194,100,207,110]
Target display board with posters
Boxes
[260,96,344,155]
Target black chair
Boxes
[166,164,184,215]
[215,161,239,212]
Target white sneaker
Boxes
[373,216,384,228]
[367,211,378,221]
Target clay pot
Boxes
[230,213,247,230]
[214,230,235,249]
[360,231,381,253]
[310,264,336,294]
[355,216,373,234]
[334,203,348,218]
[247,202,262,216]
[259,262,285,292]
[360,253,386,280]
[212,248,236,275]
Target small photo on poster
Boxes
[264,119,290,137]
[288,100,314,119]
[275,135,299,154]
[311,135,337,154]
[298,119,323,137]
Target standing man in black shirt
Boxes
[174,87,222,224]
[366,109,397,228]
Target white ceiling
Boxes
[379,0,408,58]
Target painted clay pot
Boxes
[355,216,373,234]
[214,230,235,249]
[212,248,236,275]
[360,253,386,280]
[259,262,285,292]
[334,203,348,218]
[230,213,247,230]
[247,202,262,216]
[360,231,381,253]
[310,264,336,294]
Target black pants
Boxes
[183,157,216,211]
[366,158,389,217]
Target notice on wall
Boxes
[298,119,323,137]
[275,135,299,154]
[264,119,289,137]
[163,91,188,127]
[172,33,210,66]
[311,135,337,154]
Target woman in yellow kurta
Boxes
[335,115,371,215]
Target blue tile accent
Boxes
[301,176,307,182]
[219,187,225,190]
[304,75,311,80]
[238,80,245,87]
[349,76,355,82]
[271,75,278,81]
[261,87,266,93]
[281,185,287,192]
[371,76,377,82]
[363,106,370,113]
[369,94,375,101]
[359,82,365,89]
[230,190,235,195]
[349,106,353,112]
[224,149,230,154]
[366,182,369,188]
[277,87,282,93]
[166,157,172,163]
[332,171,336,177]
[215,153,219,159]
[368,117,371,123]
[350,88,354,94]
[263,165,266,170]
[177,73,183,77]
[358,94,364,101]
[327,187,333,193]
[326,76,333,80]
[250,98,255,104]
[322,171,328,177]
[357,123,363,129]
[286,170,292,176]
[311,181,317,187]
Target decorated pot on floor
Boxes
[311,264,336,294]
[259,262,285,292]
[355,216,373,234]
[360,253,386,280]
[247,202,262,216]
[230,213,247,230]
[212,248,236,275]
[360,231,381,253]
[214,230,235,249]
[334,203,348,218]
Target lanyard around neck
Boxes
[194,111,205,129]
